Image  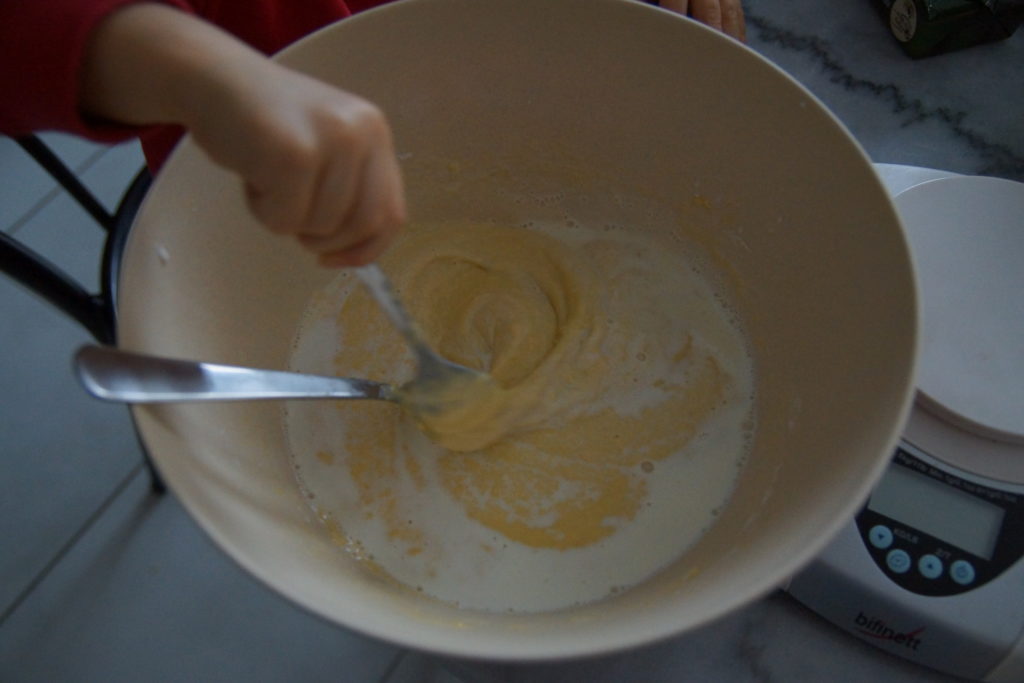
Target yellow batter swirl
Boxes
[330,221,736,551]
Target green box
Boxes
[875,0,1024,57]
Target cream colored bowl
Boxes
[117,0,917,660]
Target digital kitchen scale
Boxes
[786,164,1024,682]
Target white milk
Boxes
[285,219,754,613]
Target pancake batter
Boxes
[286,219,755,612]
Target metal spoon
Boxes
[76,265,491,407]
[75,344,396,404]
[354,264,494,411]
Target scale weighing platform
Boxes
[786,164,1024,682]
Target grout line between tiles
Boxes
[0,460,145,627]
[4,185,63,236]
[6,144,111,237]
[72,144,113,176]
[377,650,410,683]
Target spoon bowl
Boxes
[354,263,497,415]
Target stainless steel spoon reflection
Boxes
[75,265,496,411]
[74,344,396,404]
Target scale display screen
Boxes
[868,464,1005,560]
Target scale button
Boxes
[950,560,976,586]
[868,525,894,549]
[918,554,943,579]
[886,549,912,574]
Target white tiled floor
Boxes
[0,135,409,683]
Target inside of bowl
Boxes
[117,0,916,659]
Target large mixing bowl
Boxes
[116,0,917,660]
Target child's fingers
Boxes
[658,0,689,14]
[689,0,723,31]
[243,151,319,236]
[659,0,745,41]
[303,145,363,239]
[299,146,405,266]
[317,233,392,268]
[302,100,389,238]
[721,0,746,41]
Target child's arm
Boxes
[81,3,405,267]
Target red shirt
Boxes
[0,0,386,169]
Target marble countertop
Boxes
[417,3,1022,682]
[747,0,1023,183]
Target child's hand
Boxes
[659,0,746,42]
[81,4,405,267]
[190,61,406,268]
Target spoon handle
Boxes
[74,345,395,404]
[355,263,431,356]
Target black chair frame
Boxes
[1,134,164,492]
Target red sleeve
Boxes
[0,0,193,142]
[0,0,394,167]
